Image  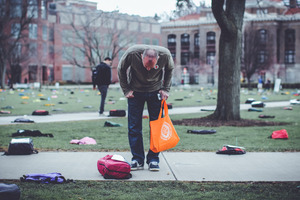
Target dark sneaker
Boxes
[148,161,160,171]
[130,160,144,171]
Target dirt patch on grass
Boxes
[172,118,289,127]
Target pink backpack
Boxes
[97,155,132,179]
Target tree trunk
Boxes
[0,63,6,89]
[211,0,246,120]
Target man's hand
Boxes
[159,90,169,100]
[125,90,134,98]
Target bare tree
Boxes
[174,0,197,18]
[210,0,246,120]
[64,11,137,70]
[0,1,34,89]
[242,22,274,88]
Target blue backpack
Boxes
[20,173,73,184]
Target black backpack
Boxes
[12,130,53,138]
[4,138,38,155]
[0,183,21,200]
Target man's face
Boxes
[142,54,158,71]
[104,60,112,66]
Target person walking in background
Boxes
[118,45,174,171]
[92,57,112,116]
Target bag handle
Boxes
[158,99,168,120]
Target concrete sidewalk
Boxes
[0,101,291,125]
[1,152,299,182]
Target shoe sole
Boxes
[149,168,160,171]
[131,166,144,171]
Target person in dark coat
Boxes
[118,45,174,171]
[92,57,112,115]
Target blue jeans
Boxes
[98,85,108,114]
[128,91,162,165]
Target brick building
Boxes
[2,0,162,85]
[161,0,300,85]
[2,0,300,87]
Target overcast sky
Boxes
[89,0,211,17]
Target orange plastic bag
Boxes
[150,99,180,153]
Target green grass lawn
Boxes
[0,107,299,152]
[0,180,298,200]
[0,85,297,116]
[1,86,299,200]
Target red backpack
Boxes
[97,155,132,179]
[270,129,288,139]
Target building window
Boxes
[0,0,6,17]
[75,67,85,82]
[62,30,73,43]
[257,50,266,64]
[258,29,267,44]
[28,65,37,83]
[27,0,38,19]
[168,34,176,45]
[12,43,22,58]
[206,31,216,52]
[118,35,128,47]
[11,23,20,38]
[49,27,54,41]
[194,33,200,59]
[256,9,268,16]
[49,45,54,59]
[167,34,176,60]
[42,25,47,40]
[75,48,85,62]
[28,65,38,82]
[276,29,280,63]
[41,0,47,19]
[181,33,190,52]
[29,42,37,56]
[206,32,215,44]
[152,39,159,45]
[10,0,22,18]
[181,52,190,65]
[74,31,84,45]
[143,38,150,45]
[42,42,47,57]
[285,50,295,64]
[181,33,190,45]
[194,33,200,47]
[206,51,215,64]
[29,24,38,39]
[62,66,73,81]
[284,29,295,64]
[62,46,73,60]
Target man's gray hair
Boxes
[142,49,159,59]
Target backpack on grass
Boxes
[187,129,216,134]
[20,173,73,184]
[4,138,38,155]
[109,110,126,117]
[216,145,246,155]
[32,110,49,115]
[12,118,34,123]
[12,129,53,138]
[269,129,288,139]
[0,183,21,200]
